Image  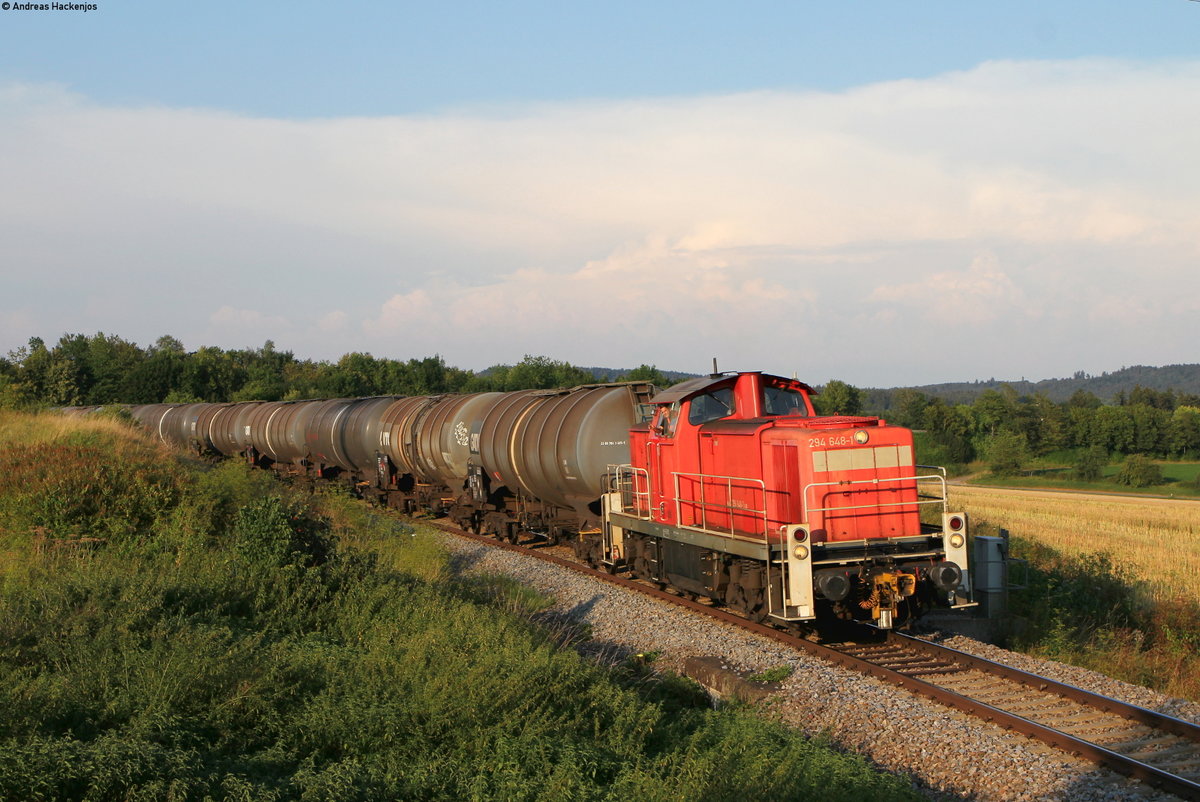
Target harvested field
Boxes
[950,484,1200,605]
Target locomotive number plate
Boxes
[808,435,853,448]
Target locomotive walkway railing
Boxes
[672,471,768,538]
[801,473,948,520]
[612,465,652,518]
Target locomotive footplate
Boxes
[606,512,773,562]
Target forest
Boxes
[822,379,1200,478]
[0,334,669,407]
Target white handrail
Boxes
[803,473,946,516]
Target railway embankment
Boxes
[0,409,920,801]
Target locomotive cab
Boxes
[610,370,973,629]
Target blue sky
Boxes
[2,1,1199,385]
[5,1,1196,116]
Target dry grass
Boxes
[0,409,151,450]
[951,485,1200,606]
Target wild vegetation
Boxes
[0,410,919,800]
[953,486,1200,702]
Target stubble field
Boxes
[950,484,1200,606]
[949,483,1200,700]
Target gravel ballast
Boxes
[437,532,1197,801]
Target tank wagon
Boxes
[129,370,974,630]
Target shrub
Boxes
[0,442,181,542]
[232,495,333,569]
[1113,454,1163,488]
[984,430,1029,476]
[1074,445,1107,481]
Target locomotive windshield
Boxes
[763,385,810,416]
[688,387,735,425]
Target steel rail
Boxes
[890,632,1200,743]
[436,522,1200,801]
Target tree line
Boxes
[7,333,1196,473]
[819,379,1200,473]
[0,334,673,408]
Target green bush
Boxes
[1113,454,1163,488]
[1007,540,1146,642]
[1074,445,1107,481]
[232,494,333,569]
[0,442,181,542]
[984,430,1029,476]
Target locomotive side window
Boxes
[688,388,735,425]
[655,401,682,437]
[763,386,810,417]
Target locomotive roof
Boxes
[649,372,815,405]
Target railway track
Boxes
[833,635,1200,801]
[436,521,1200,801]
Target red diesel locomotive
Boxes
[606,370,972,629]
[128,369,974,630]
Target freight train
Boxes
[126,370,975,630]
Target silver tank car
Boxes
[125,381,655,540]
[474,383,653,519]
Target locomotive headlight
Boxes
[854,430,869,444]
[949,533,965,549]
[793,545,809,560]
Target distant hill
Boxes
[880,364,1200,405]
[580,366,700,385]
[585,363,1200,405]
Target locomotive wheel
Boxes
[725,582,747,611]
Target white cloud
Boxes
[207,306,292,346]
[869,254,1027,323]
[2,58,1199,385]
[317,310,347,333]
